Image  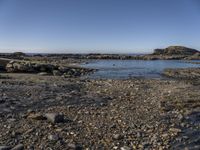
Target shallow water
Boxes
[82,60,200,79]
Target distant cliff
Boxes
[153,46,199,55]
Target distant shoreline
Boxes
[0,46,200,60]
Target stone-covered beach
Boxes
[0,46,200,150]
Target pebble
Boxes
[68,143,82,150]
[169,128,182,133]
[137,132,142,138]
[48,134,59,141]
[113,134,123,140]
[177,114,184,120]
[27,113,45,120]
[38,72,49,76]
[120,146,131,150]
[0,69,199,149]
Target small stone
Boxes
[169,128,182,133]
[27,113,46,120]
[8,118,16,122]
[110,124,117,129]
[0,146,11,150]
[55,128,63,132]
[68,143,82,150]
[45,113,64,123]
[11,144,24,150]
[11,131,21,137]
[53,70,62,76]
[120,146,131,150]
[177,114,184,120]
[161,133,168,138]
[27,109,35,114]
[38,72,49,76]
[113,134,123,140]
[137,132,142,138]
[48,134,59,141]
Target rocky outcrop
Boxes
[0,52,26,60]
[6,61,56,73]
[5,60,94,77]
[1,46,200,61]
[185,52,200,60]
[153,46,199,55]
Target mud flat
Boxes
[0,66,199,149]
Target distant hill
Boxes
[153,46,199,55]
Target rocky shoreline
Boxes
[0,51,199,149]
[0,58,95,78]
[0,46,200,61]
[0,74,199,149]
[163,68,200,85]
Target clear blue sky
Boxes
[0,0,200,53]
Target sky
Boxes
[0,0,200,53]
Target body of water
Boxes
[82,60,200,79]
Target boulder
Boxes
[6,61,57,73]
[45,113,64,123]
[5,60,95,77]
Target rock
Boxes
[11,52,26,58]
[48,134,59,141]
[11,144,24,150]
[27,113,46,120]
[169,128,182,133]
[0,99,5,104]
[45,113,64,123]
[53,70,62,76]
[186,52,200,60]
[6,61,57,73]
[0,146,11,150]
[153,46,199,55]
[4,60,94,77]
[38,72,49,76]
[63,73,71,78]
[113,134,123,140]
[137,132,142,138]
[67,143,82,150]
[120,146,131,150]
[27,109,35,114]
[178,114,184,120]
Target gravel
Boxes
[0,73,199,149]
